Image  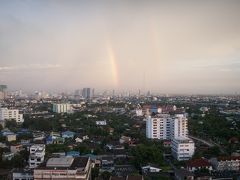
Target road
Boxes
[189,135,226,153]
[188,135,214,147]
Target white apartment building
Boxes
[29,144,45,168]
[146,114,188,140]
[0,108,24,123]
[52,103,72,113]
[171,137,195,161]
[146,114,171,140]
[171,114,188,139]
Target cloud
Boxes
[0,64,62,71]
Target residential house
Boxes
[12,169,33,180]
[141,164,161,174]
[46,132,65,144]
[66,151,80,157]
[119,136,131,144]
[101,156,114,171]
[187,158,212,172]
[62,130,75,139]
[2,152,14,161]
[96,120,107,126]
[210,156,240,171]
[6,133,17,142]
[10,144,24,154]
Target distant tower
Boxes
[112,90,115,97]
[0,85,7,100]
[82,88,91,99]
[147,90,151,96]
[92,88,95,98]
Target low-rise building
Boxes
[12,169,33,180]
[96,120,107,126]
[6,133,17,142]
[0,108,24,123]
[29,144,45,168]
[171,137,195,161]
[34,157,91,180]
[52,103,72,114]
[2,152,14,161]
[187,158,212,172]
[62,130,75,139]
[119,136,131,144]
[210,156,240,171]
[101,156,114,170]
[46,132,65,144]
[141,164,161,174]
[10,144,24,154]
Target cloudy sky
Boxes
[0,0,240,94]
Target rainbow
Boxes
[107,41,118,87]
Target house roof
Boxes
[218,156,240,161]
[187,158,211,168]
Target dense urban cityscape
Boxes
[0,86,240,179]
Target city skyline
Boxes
[0,1,240,94]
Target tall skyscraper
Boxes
[82,88,91,99]
[0,85,7,100]
[146,114,188,140]
[92,88,95,98]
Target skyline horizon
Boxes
[2,85,240,96]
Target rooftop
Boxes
[187,158,211,167]
[47,157,74,168]
[37,157,89,170]
[174,137,194,143]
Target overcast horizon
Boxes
[0,0,240,94]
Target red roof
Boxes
[187,158,211,168]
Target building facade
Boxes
[52,103,72,113]
[0,108,24,123]
[82,88,91,99]
[171,137,195,161]
[210,157,240,171]
[29,144,45,168]
[146,114,188,140]
[34,157,91,180]
[171,114,188,139]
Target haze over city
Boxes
[0,0,240,94]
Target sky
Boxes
[0,0,240,94]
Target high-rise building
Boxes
[92,88,95,98]
[146,114,188,140]
[52,103,72,113]
[0,108,24,123]
[171,114,188,139]
[82,88,91,99]
[0,85,7,92]
[0,85,7,100]
[146,113,194,161]
[146,114,171,140]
